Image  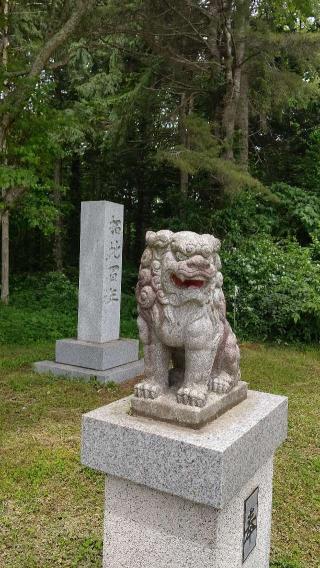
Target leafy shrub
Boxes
[0,273,77,344]
[0,272,138,345]
[270,182,320,242]
[10,272,78,312]
[222,235,320,342]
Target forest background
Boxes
[1,0,320,345]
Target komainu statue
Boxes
[134,230,240,408]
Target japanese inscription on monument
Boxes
[243,487,259,563]
[78,201,124,343]
[105,216,122,304]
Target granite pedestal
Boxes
[34,200,144,384]
[81,390,288,567]
[131,380,248,428]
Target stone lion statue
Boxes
[134,230,240,408]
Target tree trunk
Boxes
[135,185,145,263]
[207,1,219,59]
[1,211,9,304]
[123,190,133,261]
[220,0,234,160]
[220,0,248,162]
[1,0,9,304]
[1,130,10,303]
[53,159,64,271]
[221,53,245,163]
[237,69,249,167]
[68,155,81,267]
[178,92,194,216]
[179,93,189,197]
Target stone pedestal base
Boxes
[104,459,273,568]
[81,390,288,568]
[34,337,144,384]
[33,358,144,384]
[131,381,248,428]
[56,338,139,370]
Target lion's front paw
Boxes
[176,385,208,408]
[134,381,163,400]
[209,372,234,394]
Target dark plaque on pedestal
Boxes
[243,487,259,563]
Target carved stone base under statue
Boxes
[81,390,288,568]
[131,380,248,428]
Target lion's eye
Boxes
[185,243,194,254]
[176,251,187,261]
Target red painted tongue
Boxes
[172,274,204,289]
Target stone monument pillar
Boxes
[81,229,288,567]
[34,201,144,383]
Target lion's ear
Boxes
[146,231,157,246]
[212,237,221,252]
[146,230,172,248]
[203,234,221,252]
[155,230,173,248]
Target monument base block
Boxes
[56,338,139,370]
[34,337,144,385]
[33,358,144,384]
[81,390,288,568]
[131,381,248,428]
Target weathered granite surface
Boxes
[81,389,288,508]
[134,230,241,412]
[56,338,139,371]
[78,200,124,343]
[34,359,144,384]
[103,459,273,568]
[131,381,248,428]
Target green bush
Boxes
[10,272,78,312]
[222,235,320,342]
[0,273,78,344]
[206,186,320,342]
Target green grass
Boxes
[0,343,319,567]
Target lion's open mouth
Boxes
[171,273,205,289]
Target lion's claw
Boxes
[176,385,207,408]
[209,372,234,394]
[134,381,162,400]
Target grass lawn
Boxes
[0,343,319,568]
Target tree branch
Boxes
[163,0,216,57]
[47,55,71,71]
[0,0,96,149]
[29,0,96,78]
[185,1,213,19]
